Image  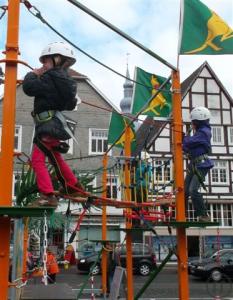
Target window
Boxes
[153,160,171,183]
[107,175,119,199]
[222,204,233,227]
[210,203,233,227]
[89,129,108,154]
[187,203,196,221]
[212,203,222,224]
[212,126,224,145]
[211,161,228,184]
[0,125,22,152]
[228,127,233,145]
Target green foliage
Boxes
[15,165,38,207]
[28,212,66,231]
[74,171,105,194]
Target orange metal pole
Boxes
[172,70,189,300]
[0,1,20,299]
[101,153,108,295]
[124,126,134,300]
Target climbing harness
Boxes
[55,111,79,146]
[33,136,67,190]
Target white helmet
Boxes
[39,41,76,67]
[190,107,211,121]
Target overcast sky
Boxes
[0,0,232,108]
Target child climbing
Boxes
[132,151,152,204]
[23,41,84,207]
[183,106,214,222]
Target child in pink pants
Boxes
[23,42,84,207]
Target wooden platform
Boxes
[0,206,54,218]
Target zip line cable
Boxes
[21,0,171,94]
[66,0,177,71]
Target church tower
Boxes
[120,63,133,113]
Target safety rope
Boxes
[68,207,88,243]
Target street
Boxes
[44,265,233,299]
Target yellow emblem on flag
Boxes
[185,11,233,54]
[115,119,135,147]
[142,75,168,116]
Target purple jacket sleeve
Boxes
[183,130,209,153]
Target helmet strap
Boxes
[61,58,72,69]
[52,55,62,67]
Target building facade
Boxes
[144,61,233,258]
[0,61,232,259]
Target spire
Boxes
[120,54,133,113]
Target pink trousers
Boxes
[31,137,77,194]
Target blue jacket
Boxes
[136,162,152,188]
[183,121,214,169]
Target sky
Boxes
[0,0,233,109]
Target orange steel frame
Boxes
[0,2,189,300]
[172,70,189,299]
[0,1,20,299]
[124,126,134,300]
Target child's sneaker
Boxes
[38,194,58,207]
[59,182,86,197]
[198,215,211,222]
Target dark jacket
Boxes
[183,121,214,169]
[23,68,77,140]
[23,67,77,114]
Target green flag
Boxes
[131,67,171,118]
[108,111,136,150]
[179,0,233,55]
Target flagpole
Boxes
[177,0,183,70]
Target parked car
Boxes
[189,248,233,264]
[188,248,232,264]
[77,243,157,276]
[188,249,233,282]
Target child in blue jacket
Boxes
[183,107,214,222]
